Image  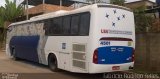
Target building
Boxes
[144,0,160,32]
[16,0,78,21]
[16,0,158,21]
[125,0,156,9]
[17,0,111,21]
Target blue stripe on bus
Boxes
[97,46,133,64]
[9,36,40,62]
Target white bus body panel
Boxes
[88,5,135,73]
[6,4,135,73]
[44,36,90,73]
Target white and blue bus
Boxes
[6,3,135,73]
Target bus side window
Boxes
[79,13,90,36]
[63,16,71,35]
[71,15,79,35]
[44,19,51,35]
[53,17,63,35]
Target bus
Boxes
[6,3,135,73]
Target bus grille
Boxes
[72,44,86,69]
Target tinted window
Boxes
[71,15,79,35]
[63,16,71,35]
[53,17,63,35]
[44,19,52,35]
[79,13,90,35]
[44,12,90,36]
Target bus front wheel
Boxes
[11,48,18,60]
[48,54,58,72]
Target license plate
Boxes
[112,66,120,70]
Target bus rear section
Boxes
[89,4,135,73]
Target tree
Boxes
[134,6,154,33]
[86,0,108,4]
[110,0,125,6]
[0,7,5,28]
[0,0,24,47]
[3,0,24,22]
[0,7,5,45]
[0,0,24,27]
[86,0,96,4]
[86,0,125,5]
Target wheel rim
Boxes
[49,56,57,70]
[12,49,16,58]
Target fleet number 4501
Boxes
[100,41,110,46]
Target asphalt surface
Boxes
[0,50,52,73]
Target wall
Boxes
[125,1,155,9]
[24,4,73,15]
[135,33,160,71]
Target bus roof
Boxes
[8,3,131,27]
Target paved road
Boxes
[0,50,107,79]
[0,50,53,73]
[0,50,144,79]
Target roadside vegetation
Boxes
[111,0,160,74]
[0,0,23,48]
[110,0,125,6]
[87,0,155,33]
[134,6,154,33]
[112,0,155,33]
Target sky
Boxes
[0,0,156,7]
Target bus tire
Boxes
[11,48,19,60]
[48,54,59,72]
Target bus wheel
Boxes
[48,54,58,72]
[11,48,18,60]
